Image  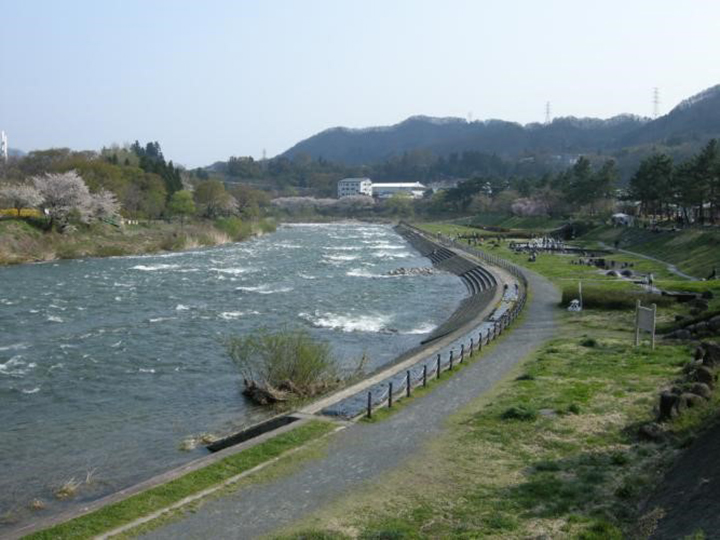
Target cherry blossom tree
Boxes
[90,189,121,220]
[0,183,44,216]
[32,171,94,230]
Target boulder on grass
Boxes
[683,360,703,375]
[709,316,720,332]
[690,298,710,311]
[638,422,665,442]
[689,382,712,400]
[701,342,720,367]
[681,392,705,409]
[670,329,693,341]
[691,366,716,388]
[659,391,679,421]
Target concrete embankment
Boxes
[312,223,521,419]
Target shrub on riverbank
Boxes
[560,286,674,310]
[214,216,253,241]
[227,328,340,405]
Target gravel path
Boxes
[142,269,559,540]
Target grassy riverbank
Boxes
[24,420,336,540]
[0,217,276,265]
[273,221,720,539]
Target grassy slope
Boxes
[273,222,720,539]
[580,225,719,279]
[468,212,565,232]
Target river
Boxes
[0,222,466,531]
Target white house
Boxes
[337,177,373,198]
[372,182,427,199]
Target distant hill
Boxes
[8,148,25,158]
[620,84,720,146]
[281,85,720,165]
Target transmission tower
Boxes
[545,102,552,124]
[0,131,7,162]
[652,87,660,119]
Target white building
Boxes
[0,131,7,162]
[337,177,373,198]
[372,182,428,199]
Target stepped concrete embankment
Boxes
[309,223,520,419]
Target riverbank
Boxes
[0,222,467,537]
[0,217,277,265]
[8,222,513,539]
[265,222,720,539]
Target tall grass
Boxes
[227,328,339,399]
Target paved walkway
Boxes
[598,242,698,281]
[142,269,559,540]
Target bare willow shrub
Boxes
[227,328,339,401]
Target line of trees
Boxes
[0,141,275,234]
[432,157,619,218]
[424,140,720,224]
[629,139,720,224]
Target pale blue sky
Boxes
[1,0,719,167]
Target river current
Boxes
[0,222,465,530]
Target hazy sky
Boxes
[1,0,719,167]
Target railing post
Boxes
[388,382,393,408]
[479,331,483,351]
[406,370,411,397]
[436,353,441,379]
[470,337,474,356]
[367,391,372,419]
[423,364,427,387]
[460,343,465,363]
[449,350,454,370]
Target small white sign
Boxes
[635,300,657,349]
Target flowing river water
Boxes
[0,222,466,531]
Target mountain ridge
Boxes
[281,85,720,165]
